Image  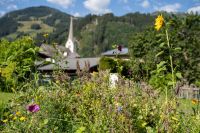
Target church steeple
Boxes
[68,16,73,42]
[65,16,75,54]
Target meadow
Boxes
[0,14,200,132]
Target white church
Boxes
[36,17,100,76]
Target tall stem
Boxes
[165,29,175,89]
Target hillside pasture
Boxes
[17,20,54,37]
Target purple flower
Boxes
[27,104,40,113]
[117,106,123,112]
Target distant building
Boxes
[36,17,99,76]
[178,84,200,100]
[101,47,129,59]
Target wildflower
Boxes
[27,104,40,113]
[13,116,17,120]
[117,106,123,112]
[192,99,198,105]
[2,119,8,123]
[155,15,164,31]
[19,116,26,121]
[16,111,21,116]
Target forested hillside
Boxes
[0,6,156,56]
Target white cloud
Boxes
[47,0,74,8]
[84,0,111,14]
[120,0,128,3]
[187,6,200,14]
[141,0,150,8]
[155,3,181,12]
[73,12,81,17]
[7,4,18,10]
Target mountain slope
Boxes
[0,6,70,39]
[0,6,156,57]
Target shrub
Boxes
[0,37,38,92]
[31,24,41,30]
[99,57,133,78]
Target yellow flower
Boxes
[155,15,164,31]
[16,111,21,116]
[9,114,13,117]
[19,116,26,121]
[13,116,17,120]
[2,119,8,123]
[192,99,198,105]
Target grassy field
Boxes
[0,92,15,103]
[18,20,54,33]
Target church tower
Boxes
[65,16,75,55]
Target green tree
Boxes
[129,14,200,83]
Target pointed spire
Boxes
[68,16,73,41]
[65,16,75,54]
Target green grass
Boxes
[178,98,199,114]
[0,92,15,104]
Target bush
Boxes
[0,37,38,92]
[99,57,117,73]
[31,24,41,30]
[99,57,133,78]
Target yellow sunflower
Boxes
[192,99,198,105]
[155,15,164,31]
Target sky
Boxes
[0,0,200,17]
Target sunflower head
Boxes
[155,15,164,31]
[192,99,198,105]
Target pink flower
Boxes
[27,104,40,113]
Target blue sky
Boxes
[0,0,200,17]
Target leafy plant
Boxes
[0,37,38,92]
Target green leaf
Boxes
[156,51,164,57]
[159,42,165,47]
[43,119,49,125]
[75,127,86,133]
[168,81,174,86]
[157,61,166,68]
[176,72,183,79]
[174,47,182,51]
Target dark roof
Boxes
[39,44,80,58]
[101,48,129,56]
[37,57,100,71]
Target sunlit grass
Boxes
[0,92,15,103]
